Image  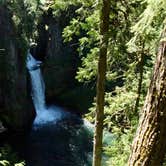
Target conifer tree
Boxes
[92,0,110,166]
[128,0,166,165]
[129,23,166,166]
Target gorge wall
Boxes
[37,8,79,98]
[35,8,95,113]
[0,4,35,131]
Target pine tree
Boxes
[128,24,166,166]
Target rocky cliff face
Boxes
[36,9,79,99]
[34,8,95,113]
[0,5,35,131]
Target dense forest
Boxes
[0,0,166,166]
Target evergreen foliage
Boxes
[4,0,43,52]
[51,0,166,164]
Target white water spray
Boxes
[26,51,64,125]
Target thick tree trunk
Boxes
[92,1,110,166]
[128,25,166,166]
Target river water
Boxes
[23,116,93,166]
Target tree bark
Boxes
[128,25,166,166]
[92,1,110,166]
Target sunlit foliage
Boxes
[51,0,166,165]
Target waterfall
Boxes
[26,53,45,112]
[26,51,64,125]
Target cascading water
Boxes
[26,51,64,125]
[26,52,45,112]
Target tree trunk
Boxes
[128,25,166,166]
[92,1,110,166]
[134,45,145,114]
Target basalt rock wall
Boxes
[0,5,35,131]
[36,8,80,100]
[34,7,95,113]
